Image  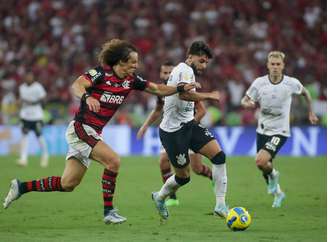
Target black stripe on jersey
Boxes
[99,102,120,110]
[87,111,110,122]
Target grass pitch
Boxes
[0,155,326,242]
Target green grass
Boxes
[0,155,326,242]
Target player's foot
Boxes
[267,170,280,194]
[272,192,286,208]
[103,208,127,224]
[165,198,179,207]
[17,159,27,167]
[214,204,229,218]
[152,192,169,220]
[40,155,49,168]
[3,179,21,209]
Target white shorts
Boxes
[65,121,103,168]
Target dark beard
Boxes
[190,63,201,76]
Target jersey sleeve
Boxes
[82,66,104,84]
[38,84,46,99]
[132,75,149,90]
[290,78,303,95]
[246,79,260,101]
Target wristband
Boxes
[81,93,91,102]
[177,85,185,93]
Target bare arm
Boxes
[301,87,319,124]
[137,102,163,139]
[194,101,206,122]
[241,95,256,108]
[71,75,100,112]
[144,82,199,97]
[179,90,220,102]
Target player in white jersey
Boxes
[241,51,318,208]
[151,41,229,220]
[137,61,213,207]
[18,72,49,167]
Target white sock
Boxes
[275,184,283,195]
[38,136,49,158]
[269,168,278,179]
[212,164,227,206]
[158,175,180,200]
[20,134,28,161]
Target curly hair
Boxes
[97,39,137,66]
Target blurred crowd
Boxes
[0,0,326,126]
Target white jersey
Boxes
[246,75,303,137]
[160,62,195,132]
[19,82,46,121]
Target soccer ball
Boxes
[226,207,251,231]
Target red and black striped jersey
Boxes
[74,66,149,133]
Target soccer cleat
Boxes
[267,170,280,194]
[3,179,21,209]
[165,198,179,207]
[103,208,127,224]
[17,159,28,167]
[151,192,169,220]
[272,192,286,208]
[214,204,229,218]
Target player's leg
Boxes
[34,121,49,168]
[3,157,84,209]
[89,141,126,224]
[152,127,192,219]
[190,152,212,180]
[159,150,179,206]
[256,133,287,207]
[197,139,228,217]
[18,119,29,166]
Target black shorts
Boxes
[159,120,215,168]
[21,119,43,137]
[256,133,287,159]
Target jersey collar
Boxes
[268,74,284,85]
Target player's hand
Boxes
[245,100,256,108]
[86,97,100,112]
[137,125,148,139]
[210,91,220,101]
[308,111,319,124]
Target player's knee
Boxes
[255,157,267,169]
[61,179,80,192]
[210,151,226,165]
[104,154,121,171]
[174,176,190,186]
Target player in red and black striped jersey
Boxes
[3,39,199,224]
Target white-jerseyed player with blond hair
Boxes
[241,51,318,208]
[18,72,49,167]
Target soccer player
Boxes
[151,41,229,220]
[17,72,49,167]
[137,61,212,207]
[241,51,319,208]
[3,39,198,224]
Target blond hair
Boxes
[267,51,285,61]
